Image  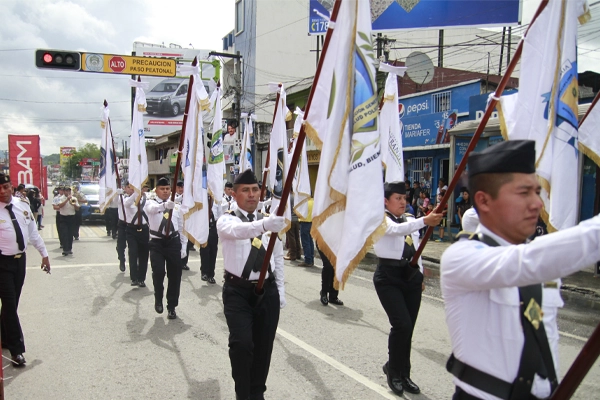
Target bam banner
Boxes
[8,134,41,187]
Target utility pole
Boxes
[499,27,506,75]
[438,30,444,67]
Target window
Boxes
[432,91,451,113]
[235,0,244,35]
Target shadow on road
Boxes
[2,352,43,388]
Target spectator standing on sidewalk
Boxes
[298,197,314,267]
[319,246,343,306]
[284,193,302,261]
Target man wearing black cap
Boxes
[144,177,187,319]
[221,181,237,213]
[52,185,65,248]
[442,140,600,400]
[373,181,443,396]
[174,180,184,204]
[120,183,150,286]
[217,169,287,400]
[55,187,80,256]
[0,173,51,367]
[200,193,219,284]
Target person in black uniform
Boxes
[114,189,128,272]
[120,183,150,287]
[144,177,187,319]
[175,180,194,271]
[216,169,287,400]
[55,187,80,256]
[52,186,65,248]
[0,173,51,367]
[200,194,219,284]
[373,182,442,396]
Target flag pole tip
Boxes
[192,56,198,66]
[103,99,108,107]
[137,76,141,82]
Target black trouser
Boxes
[286,220,302,259]
[0,254,26,356]
[182,240,195,267]
[74,209,82,238]
[126,225,149,283]
[200,225,218,278]
[116,221,127,262]
[222,279,280,399]
[149,237,182,310]
[105,208,118,236]
[58,215,75,252]
[319,248,339,300]
[373,263,423,379]
[55,213,63,246]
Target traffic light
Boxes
[35,49,81,70]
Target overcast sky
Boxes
[0,0,598,157]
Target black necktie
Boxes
[247,213,255,222]
[6,204,25,252]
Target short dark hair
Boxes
[469,173,515,210]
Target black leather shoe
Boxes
[119,261,126,272]
[329,298,344,306]
[208,277,216,284]
[201,274,208,281]
[320,291,328,306]
[12,354,26,367]
[182,264,190,271]
[401,377,420,394]
[138,281,146,288]
[155,303,164,314]
[74,237,79,240]
[131,281,138,286]
[383,362,404,396]
[62,252,67,256]
[167,309,177,319]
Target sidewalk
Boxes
[362,228,600,310]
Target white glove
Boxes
[180,249,187,259]
[279,295,287,309]
[262,214,286,232]
[116,188,124,195]
[165,200,175,210]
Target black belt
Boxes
[378,258,410,267]
[447,354,513,399]
[0,253,24,259]
[127,223,148,230]
[224,271,274,289]
[150,233,179,241]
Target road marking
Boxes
[276,328,396,399]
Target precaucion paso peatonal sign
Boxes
[81,53,176,77]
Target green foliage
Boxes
[43,154,60,166]
[64,143,101,179]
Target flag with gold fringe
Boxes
[207,85,225,203]
[291,108,311,219]
[579,97,600,168]
[308,0,385,288]
[128,80,149,198]
[98,104,117,213]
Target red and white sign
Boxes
[8,134,41,188]
[109,56,126,73]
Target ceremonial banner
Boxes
[310,0,385,287]
[268,84,292,234]
[579,97,600,168]
[180,66,210,247]
[497,0,591,231]
[8,134,41,187]
[98,105,118,212]
[207,86,225,203]
[240,112,254,172]
[291,108,311,219]
[379,63,407,182]
[128,80,150,197]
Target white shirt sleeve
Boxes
[124,191,139,207]
[26,210,48,257]
[384,217,426,236]
[217,213,266,240]
[271,234,285,301]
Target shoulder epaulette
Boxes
[404,212,415,218]
[226,210,235,215]
[455,231,478,240]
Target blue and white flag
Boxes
[207,85,225,203]
[128,80,149,198]
[98,104,117,213]
[240,112,255,172]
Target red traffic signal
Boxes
[35,49,81,70]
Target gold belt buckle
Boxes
[14,254,22,259]
[524,298,543,330]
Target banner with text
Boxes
[8,134,41,188]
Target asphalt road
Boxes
[2,205,599,399]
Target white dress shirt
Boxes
[221,195,237,214]
[0,197,48,257]
[217,208,285,300]
[56,195,78,216]
[117,194,128,222]
[372,212,425,273]
[123,192,148,226]
[441,217,600,399]
[144,197,187,250]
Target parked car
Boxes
[146,78,188,117]
[79,183,104,222]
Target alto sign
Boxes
[109,56,126,73]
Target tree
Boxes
[63,143,101,180]
[43,154,60,166]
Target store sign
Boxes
[402,111,453,148]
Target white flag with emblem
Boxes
[128,80,149,197]
[308,0,385,288]
[268,84,291,234]
[579,97,600,169]
[180,66,211,246]
[379,63,407,183]
[497,0,590,231]
[207,85,225,203]
[291,108,311,219]
[99,104,118,213]
[240,112,254,172]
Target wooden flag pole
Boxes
[409,0,550,267]
[105,100,127,221]
[255,0,341,293]
[165,57,197,238]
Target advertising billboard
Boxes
[133,44,219,138]
[309,0,521,35]
[60,146,76,165]
[401,110,456,148]
[8,134,41,187]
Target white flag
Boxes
[268,84,292,234]
[240,112,254,172]
[497,0,591,231]
[579,98,600,168]
[379,63,407,183]
[308,0,385,287]
[99,105,118,213]
[291,108,311,219]
[207,86,225,203]
[180,67,211,247]
[128,80,149,197]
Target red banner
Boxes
[8,135,41,188]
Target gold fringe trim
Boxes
[183,202,204,220]
[138,104,146,112]
[304,121,323,149]
[537,175,557,233]
[579,7,592,25]
[285,109,293,122]
[495,100,510,141]
[579,142,600,168]
[100,121,106,129]
[293,193,311,220]
[184,230,207,248]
